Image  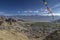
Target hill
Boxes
[0,16,60,40]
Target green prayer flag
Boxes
[43,0,47,5]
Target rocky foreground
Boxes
[0,16,60,40]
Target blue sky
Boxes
[0,0,60,16]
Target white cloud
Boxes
[28,11,33,13]
[0,11,21,16]
[0,12,5,14]
[17,11,20,13]
[41,13,60,16]
[34,10,38,13]
[24,10,33,13]
[53,13,60,16]
[23,10,39,13]
[0,12,6,16]
[24,11,28,13]
[52,3,60,9]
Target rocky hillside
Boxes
[0,16,29,40]
[0,16,60,40]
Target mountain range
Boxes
[4,15,60,22]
